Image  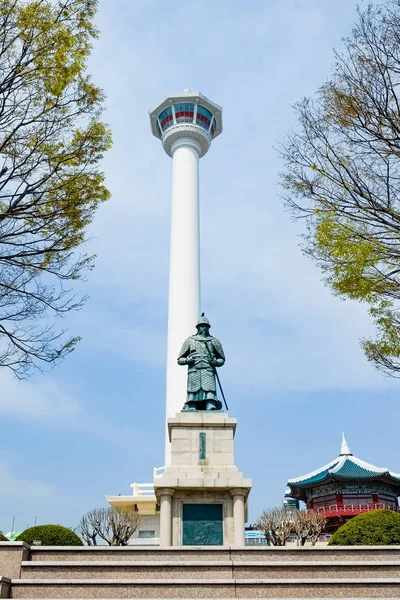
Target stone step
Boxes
[29,545,400,563]
[29,548,231,563]
[10,577,400,598]
[19,560,400,580]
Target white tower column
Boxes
[149,90,223,465]
[165,138,201,460]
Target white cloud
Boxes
[0,370,149,450]
[0,460,54,500]
[0,370,82,423]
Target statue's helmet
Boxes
[196,313,211,329]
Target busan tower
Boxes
[149,90,223,463]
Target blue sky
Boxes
[1,0,397,535]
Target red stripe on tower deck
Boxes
[175,112,194,119]
[160,115,173,128]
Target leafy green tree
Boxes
[0,531,9,541]
[0,0,111,377]
[17,524,83,546]
[329,509,400,545]
[280,1,400,376]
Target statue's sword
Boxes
[204,341,229,412]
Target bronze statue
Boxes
[177,314,225,411]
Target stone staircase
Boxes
[2,543,400,598]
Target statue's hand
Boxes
[187,354,196,364]
[213,358,224,367]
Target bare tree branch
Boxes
[254,508,296,546]
[293,511,327,546]
[78,508,141,546]
[279,0,400,376]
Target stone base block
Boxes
[0,543,29,579]
[154,412,251,548]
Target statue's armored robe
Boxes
[177,335,225,410]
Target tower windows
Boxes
[158,106,173,131]
[174,102,195,123]
[157,103,217,137]
[196,105,213,130]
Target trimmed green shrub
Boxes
[0,531,9,541]
[16,525,83,546]
[329,509,400,545]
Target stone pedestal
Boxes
[154,412,251,547]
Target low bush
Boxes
[329,509,400,545]
[16,525,83,546]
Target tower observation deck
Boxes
[150,90,222,157]
[149,90,223,463]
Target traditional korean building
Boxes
[287,434,400,534]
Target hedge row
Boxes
[329,509,400,545]
[0,525,82,546]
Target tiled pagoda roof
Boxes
[287,433,400,492]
